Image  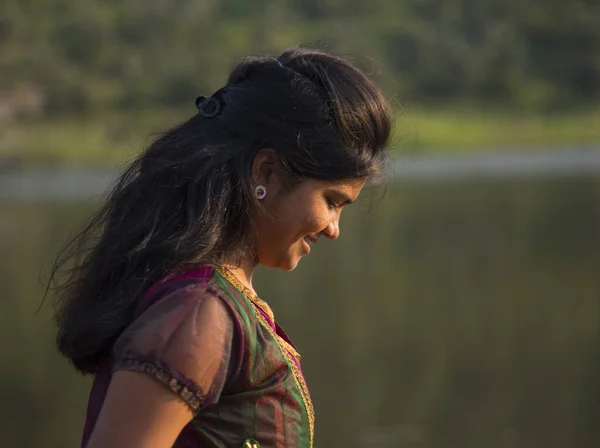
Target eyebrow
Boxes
[333,190,355,206]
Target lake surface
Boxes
[1,170,600,447]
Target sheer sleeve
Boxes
[112,282,238,414]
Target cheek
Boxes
[295,202,331,239]
[301,208,328,232]
[268,199,326,238]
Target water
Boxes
[3,148,600,201]
[1,172,600,447]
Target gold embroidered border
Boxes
[214,266,314,447]
[249,306,314,447]
[214,267,302,361]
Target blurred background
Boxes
[1,1,600,447]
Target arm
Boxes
[87,371,193,448]
[87,284,237,447]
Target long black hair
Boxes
[51,48,393,374]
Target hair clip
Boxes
[195,95,222,118]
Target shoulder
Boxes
[133,265,214,316]
[116,269,234,357]
[112,266,249,412]
[126,264,262,364]
[136,265,255,321]
[206,268,258,324]
[124,265,260,365]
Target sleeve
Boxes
[111,282,240,414]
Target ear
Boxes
[251,149,281,188]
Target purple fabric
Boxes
[81,360,111,447]
[81,267,214,447]
[134,266,213,314]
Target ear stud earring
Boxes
[255,185,267,200]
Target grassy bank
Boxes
[2,109,600,167]
[400,109,600,152]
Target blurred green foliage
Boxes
[4,108,600,167]
[1,0,599,116]
[1,1,599,165]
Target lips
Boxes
[303,236,318,246]
[301,235,318,255]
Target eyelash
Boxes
[325,197,338,210]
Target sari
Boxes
[80,265,314,448]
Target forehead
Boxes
[304,177,367,194]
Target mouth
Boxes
[301,236,318,254]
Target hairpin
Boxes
[195,95,222,118]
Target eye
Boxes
[325,197,338,211]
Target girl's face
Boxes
[253,176,366,271]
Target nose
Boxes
[322,219,340,240]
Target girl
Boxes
[52,48,392,448]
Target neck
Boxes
[221,252,258,293]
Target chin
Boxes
[276,252,303,271]
[277,257,300,271]
[258,254,300,271]
[258,245,304,271]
